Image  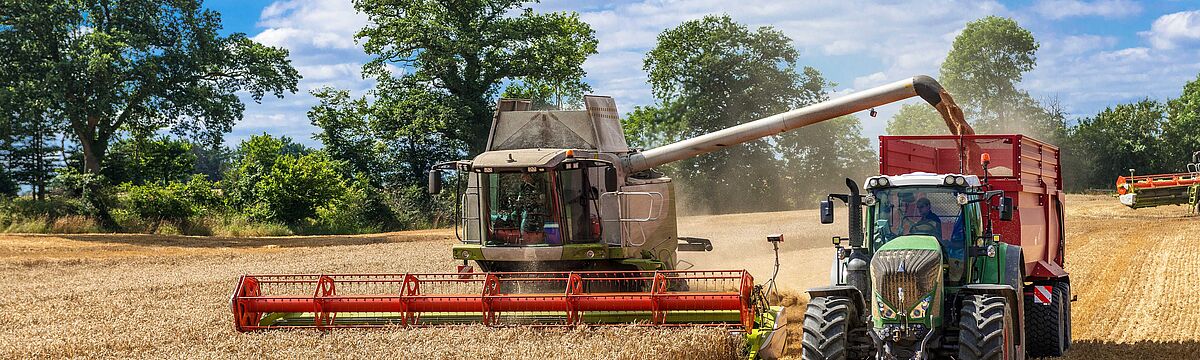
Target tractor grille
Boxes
[871,249,941,311]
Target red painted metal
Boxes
[880,134,1067,282]
[230,270,755,332]
[1116,173,1199,195]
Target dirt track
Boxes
[2,194,1199,358]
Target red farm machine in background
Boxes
[1115,151,1200,213]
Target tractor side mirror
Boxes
[427,170,442,194]
[820,199,835,224]
[998,197,1014,221]
[604,166,618,191]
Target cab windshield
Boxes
[485,169,601,246]
[869,186,972,279]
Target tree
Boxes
[311,75,468,188]
[1164,74,1200,166]
[887,103,947,135]
[251,152,348,225]
[1069,100,1167,189]
[224,134,310,211]
[355,0,597,153]
[500,78,590,110]
[940,16,1039,132]
[102,135,196,185]
[0,0,300,175]
[635,15,869,213]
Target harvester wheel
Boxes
[1025,283,1067,357]
[1063,283,1072,350]
[802,296,869,360]
[958,294,1014,360]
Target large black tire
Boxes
[802,296,858,360]
[959,294,1015,360]
[1026,283,1068,357]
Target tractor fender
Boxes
[806,285,867,313]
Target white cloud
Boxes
[231,0,375,147]
[539,0,1006,140]
[1032,0,1141,20]
[1141,10,1200,50]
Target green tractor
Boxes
[802,171,1031,360]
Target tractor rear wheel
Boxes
[958,294,1015,360]
[802,296,869,360]
[1026,283,1068,357]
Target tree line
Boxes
[886,16,1200,191]
[2,1,1194,235]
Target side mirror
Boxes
[820,199,835,224]
[604,166,618,191]
[427,170,442,194]
[998,197,1014,221]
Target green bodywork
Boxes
[863,186,1013,331]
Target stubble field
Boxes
[2,195,1198,359]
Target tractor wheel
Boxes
[1025,283,1068,357]
[958,294,1015,360]
[802,296,869,360]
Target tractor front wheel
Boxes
[801,296,870,360]
[958,294,1016,360]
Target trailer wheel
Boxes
[958,294,1014,360]
[802,296,869,360]
[1025,283,1067,357]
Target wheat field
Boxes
[2,195,1198,359]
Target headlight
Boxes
[956,193,969,205]
[909,294,933,318]
[878,177,890,187]
[944,176,956,185]
[956,176,967,186]
[879,300,899,319]
[864,194,877,206]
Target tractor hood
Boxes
[471,149,571,171]
[871,235,943,326]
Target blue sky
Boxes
[206,0,1200,148]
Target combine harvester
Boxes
[807,129,1071,357]
[231,75,972,359]
[1115,151,1200,213]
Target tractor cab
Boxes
[862,173,986,284]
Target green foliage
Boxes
[634,15,872,213]
[940,16,1039,132]
[224,134,310,210]
[355,0,597,153]
[1164,74,1200,164]
[118,182,196,231]
[500,78,590,110]
[1069,99,1168,189]
[103,135,197,185]
[0,168,17,197]
[0,0,300,174]
[249,152,347,225]
[887,104,946,135]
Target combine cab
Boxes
[233,75,974,359]
[1116,151,1200,212]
